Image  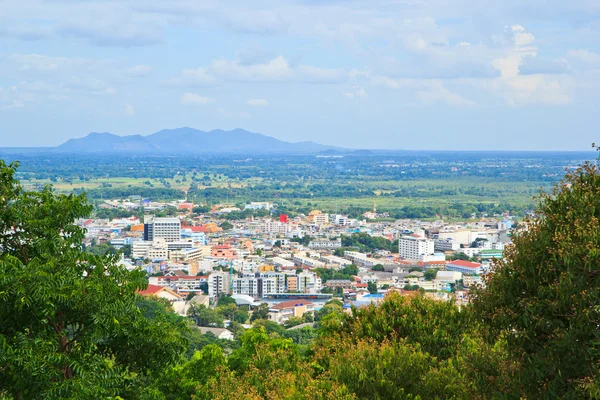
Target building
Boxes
[320,255,354,266]
[324,279,353,289]
[245,202,273,210]
[232,277,259,298]
[132,239,169,260]
[434,238,461,252]
[263,220,292,234]
[269,300,315,324]
[314,213,329,225]
[137,284,185,301]
[211,245,236,260]
[197,327,235,340]
[398,235,435,260]
[143,216,181,242]
[309,238,342,249]
[297,271,322,293]
[292,254,326,268]
[208,271,230,298]
[333,215,348,226]
[344,251,377,267]
[446,260,483,275]
[149,275,208,293]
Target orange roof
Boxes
[130,224,144,232]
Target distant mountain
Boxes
[56,128,339,154]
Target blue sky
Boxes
[1,0,599,150]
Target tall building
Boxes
[398,235,435,260]
[143,216,181,242]
[208,271,230,298]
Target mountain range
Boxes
[56,128,339,153]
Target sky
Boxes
[1,0,600,150]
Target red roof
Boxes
[355,283,368,288]
[271,300,314,310]
[137,284,164,296]
[447,260,481,268]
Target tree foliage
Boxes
[0,160,186,399]
[472,160,600,398]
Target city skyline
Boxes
[1,0,599,150]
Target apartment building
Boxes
[263,220,292,234]
[297,271,322,293]
[398,235,435,260]
[143,216,181,242]
[208,271,230,298]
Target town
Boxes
[82,197,513,334]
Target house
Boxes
[269,300,315,324]
[446,260,483,275]
[197,327,235,340]
[137,284,185,301]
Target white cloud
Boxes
[246,98,269,107]
[417,81,475,107]
[210,56,294,82]
[180,92,213,105]
[124,103,136,116]
[489,25,571,105]
[127,64,152,77]
[343,86,367,99]
[169,56,349,85]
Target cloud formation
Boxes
[180,92,213,105]
[246,98,269,107]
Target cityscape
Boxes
[2,0,600,398]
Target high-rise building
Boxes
[143,216,181,242]
[398,235,435,260]
[208,271,230,298]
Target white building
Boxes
[333,215,348,226]
[232,277,259,298]
[292,254,326,268]
[208,271,230,298]
[309,238,342,249]
[297,271,322,293]
[245,202,274,210]
[143,216,181,242]
[263,220,292,234]
[344,251,377,267]
[434,238,461,252]
[398,236,435,261]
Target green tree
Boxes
[472,160,600,399]
[371,264,384,271]
[220,221,233,230]
[250,303,270,322]
[423,268,438,281]
[0,161,186,399]
[188,304,224,327]
[367,281,378,294]
[217,295,237,307]
[284,316,304,328]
